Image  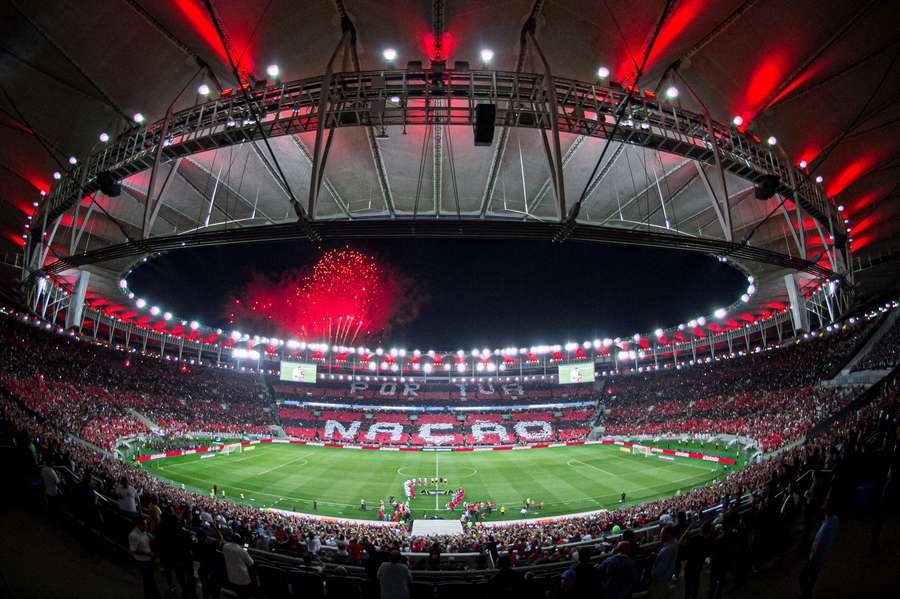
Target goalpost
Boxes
[631,445,652,457]
[221,443,243,456]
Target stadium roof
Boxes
[2,0,899,337]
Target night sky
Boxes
[129,240,746,348]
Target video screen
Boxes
[558,362,595,384]
[279,361,317,383]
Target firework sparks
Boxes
[228,248,421,344]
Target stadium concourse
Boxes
[2,303,899,597]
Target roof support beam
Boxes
[598,158,691,225]
[288,135,351,218]
[527,136,585,215]
[142,66,206,238]
[777,198,805,257]
[328,2,396,218]
[478,0,546,217]
[182,157,277,224]
[526,28,566,221]
[694,163,733,241]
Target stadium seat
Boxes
[256,563,291,598]
[409,580,435,599]
[437,580,480,599]
[288,570,324,599]
[325,575,363,599]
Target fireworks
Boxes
[228,248,421,344]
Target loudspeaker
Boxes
[754,174,780,200]
[474,103,496,146]
[97,171,121,197]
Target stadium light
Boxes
[741,294,750,303]
[163,312,172,321]
[815,175,823,183]
[135,298,146,308]
[766,136,777,145]
[732,115,743,127]
[118,279,127,289]
[632,333,641,342]
[99,132,110,143]
[837,205,844,212]
[664,85,679,99]
[714,308,727,319]
[697,316,707,326]
[798,160,807,169]
[654,328,664,338]
[190,321,199,330]
[266,64,280,78]
[150,306,160,316]
[53,171,61,180]
[597,66,610,79]
[133,112,145,124]
[480,48,495,63]
[198,84,211,96]
[382,48,397,61]
[456,363,466,372]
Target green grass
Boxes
[139,443,739,522]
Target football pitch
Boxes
[139,444,739,521]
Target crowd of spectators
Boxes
[601,327,870,451]
[2,305,899,597]
[5,365,897,597]
[0,315,274,449]
[853,316,900,372]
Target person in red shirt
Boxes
[348,539,363,561]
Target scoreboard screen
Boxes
[279,361,317,383]
[558,362,595,384]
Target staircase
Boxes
[127,408,162,434]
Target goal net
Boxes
[221,443,243,456]
[631,445,652,457]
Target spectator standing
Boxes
[597,541,638,599]
[490,554,523,594]
[128,516,159,599]
[158,510,196,598]
[223,533,256,597]
[377,549,412,599]
[650,526,678,599]
[116,476,141,515]
[681,521,713,599]
[41,461,61,508]
[800,504,839,599]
